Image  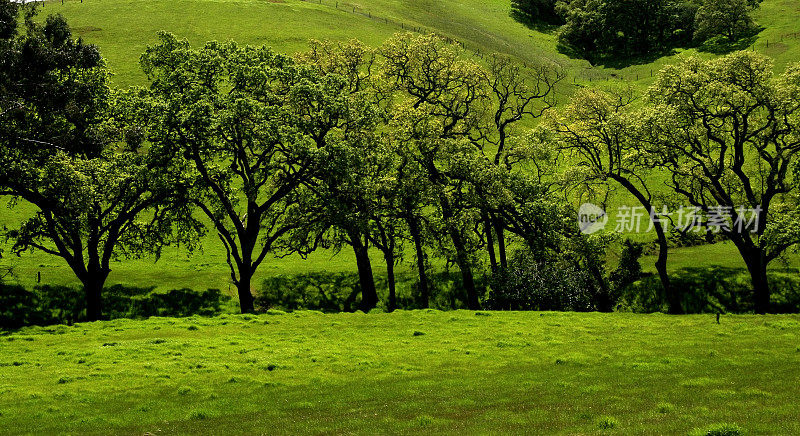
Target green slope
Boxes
[46,0,401,87]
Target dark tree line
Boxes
[512,0,762,61]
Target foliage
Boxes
[609,239,644,292]
[643,51,800,313]
[0,5,196,321]
[486,251,596,311]
[510,0,563,26]
[555,0,697,61]
[694,0,758,42]
[140,32,359,313]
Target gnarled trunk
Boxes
[493,216,507,269]
[654,223,680,314]
[350,231,378,312]
[81,266,110,322]
[386,252,397,312]
[449,228,480,310]
[484,213,498,274]
[407,215,430,308]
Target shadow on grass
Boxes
[0,283,230,330]
[556,41,690,69]
[509,9,564,34]
[256,271,486,313]
[697,29,763,54]
[621,266,800,314]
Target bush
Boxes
[689,423,742,436]
[486,252,595,311]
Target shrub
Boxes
[689,423,742,436]
[486,252,595,311]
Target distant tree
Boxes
[141,33,349,313]
[555,0,696,60]
[548,88,683,314]
[510,0,563,26]
[472,54,563,272]
[0,9,194,321]
[694,0,757,42]
[381,33,490,310]
[643,52,800,314]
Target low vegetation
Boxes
[1,311,798,434]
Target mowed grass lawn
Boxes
[1,311,799,434]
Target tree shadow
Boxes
[558,43,682,69]
[621,266,800,314]
[696,29,762,54]
[0,283,230,330]
[255,271,485,313]
[509,10,563,34]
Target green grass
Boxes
[43,0,800,89]
[43,0,401,87]
[1,311,799,434]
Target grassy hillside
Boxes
[43,0,800,88]
[44,0,401,87]
[1,311,799,434]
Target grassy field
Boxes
[1,311,799,434]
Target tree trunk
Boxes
[744,250,770,314]
[610,175,678,313]
[236,267,256,314]
[449,229,480,310]
[351,232,378,312]
[386,252,397,312]
[407,215,430,308]
[493,217,507,269]
[484,213,498,274]
[83,275,106,322]
[654,223,680,314]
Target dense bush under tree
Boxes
[511,0,761,61]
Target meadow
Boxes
[1,310,799,434]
